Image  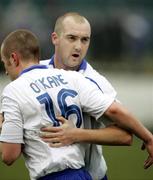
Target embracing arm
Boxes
[40,116,132,146]
[105,101,153,169]
[68,125,132,146]
[104,102,153,143]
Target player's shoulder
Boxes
[85,62,117,94]
[85,61,94,71]
[2,79,20,97]
[85,62,105,78]
[85,62,102,75]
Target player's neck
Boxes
[53,55,67,70]
[21,60,39,71]
[54,55,78,71]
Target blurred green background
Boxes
[0,0,153,71]
[0,0,153,180]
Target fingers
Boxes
[39,116,75,147]
[49,142,63,148]
[41,126,62,133]
[43,137,60,143]
[56,116,67,124]
[40,131,61,138]
[40,116,68,133]
[144,156,153,169]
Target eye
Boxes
[81,37,90,43]
[67,35,76,41]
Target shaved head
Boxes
[54,12,91,36]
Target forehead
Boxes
[62,17,91,37]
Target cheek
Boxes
[82,46,88,55]
[59,41,66,50]
[60,43,71,55]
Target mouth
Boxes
[72,53,79,58]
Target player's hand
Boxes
[142,137,153,169]
[40,116,76,147]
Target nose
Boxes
[74,40,82,52]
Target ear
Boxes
[51,32,59,45]
[10,52,19,67]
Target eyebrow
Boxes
[66,34,90,39]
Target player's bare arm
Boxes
[0,114,21,165]
[1,143,21,165]
[104,101,153,169]
[40,116,133,146]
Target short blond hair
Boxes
[1,29,40,62]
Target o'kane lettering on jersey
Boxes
[30,74,68,93]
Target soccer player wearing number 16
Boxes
[0,30,153,180]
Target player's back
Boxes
[1,65,86,179]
